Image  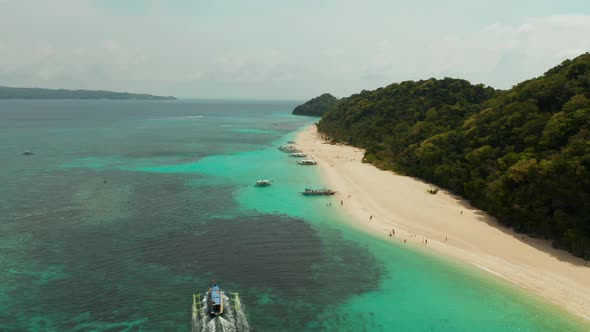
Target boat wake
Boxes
[192,292,250,332]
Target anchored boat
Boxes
[255,179,272,187]
[297,159,317,165]
[301,188,336,196]
[279,145,302,153]
[289,152,307,157]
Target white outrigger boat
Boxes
[255,179,272,187]
[297,159,317,165]
[289,152,307,157]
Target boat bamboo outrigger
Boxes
[289,152,307,157]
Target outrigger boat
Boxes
[297,159,317,165]
[208,281,224,316]
[192,282,251,332]
[301,188,336,196]
[255,179,272,186]
[289,152,307,157]
[279,145,302,153]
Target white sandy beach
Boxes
[296,125,590,321]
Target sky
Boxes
[1,0,590,99]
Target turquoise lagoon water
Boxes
[0,100,588,331]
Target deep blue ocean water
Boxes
[0,100,588,331]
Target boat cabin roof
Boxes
[211,285,222,305]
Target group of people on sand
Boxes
[327,192,452,246]
[391,233,431,245]
[325,193,351,207]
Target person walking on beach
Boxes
[370,215,373,221]
[392,228,395,235]
[340,200,343,206]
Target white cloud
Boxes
[463,14,590,88]
[360,14,590,89]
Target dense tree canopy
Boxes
[317,53,590,259]
[292,93,338,116]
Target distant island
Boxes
[316,53,590,260]
[0,86,176,100]
[292,93,338,116]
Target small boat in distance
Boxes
[297,159,317,165]
[208,281,224,316]
[301,188,336,196]
[255,179,272,186]
[279,145,302,153]
[289,152,307,157]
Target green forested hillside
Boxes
[292,93,338,116]
[317,53,590,259]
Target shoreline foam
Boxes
[296,124,590,322]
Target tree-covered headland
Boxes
[317,53,590,259]
[292,93,338,116]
